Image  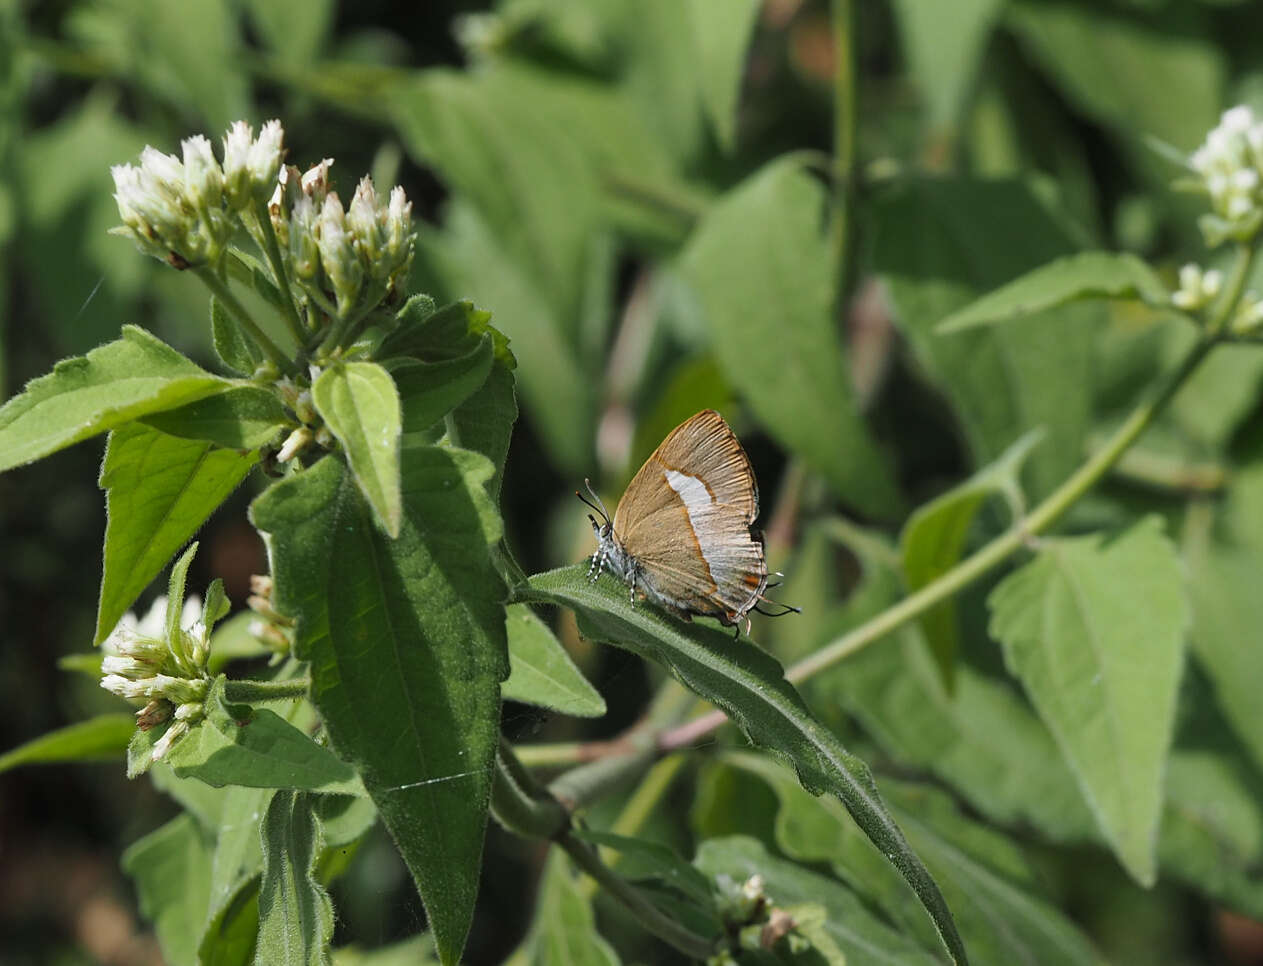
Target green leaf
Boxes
[988,516,1189,885]
[203,785,269,966]
[524,852,621,966]
[165,677,360,792]
[256,791,335,966]
[389,336,494,438]
[0,326,232,473]
[679,159,899,518]
[166,543,200,644]
[890,0,1003,129]
[694,835,941,966]
[521,565,967,964]
[122,814,214,966]
[575,829,717,915]
[96,422,256,644]
[684,0,760,152]
[250,448,509,965]
[0,713,134,773]
[243,0,332,66]
[311,361,403,538]
[142,386,290,450]
[212,295,262,376]
[1188,544,1263,773]
[899,430,1042,688]
[503,604,605,718]
[936,252,1169,332]
[872,178,1095,497]
[449,359,517,507]
[723,753,1101,964]
[1005,3,1222,152]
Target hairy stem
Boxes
[251,197,308,348]
[193,267,299,376]
[221,677,310,703]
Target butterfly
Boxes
[579,409,798,636]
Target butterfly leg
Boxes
[587,549,604,582]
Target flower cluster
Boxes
[1188,106,1263,244]
[270,161,415,320]
[111,122,284,268]
[100,595,212,762]
[1170,263,1223,312]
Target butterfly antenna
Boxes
[753,589,802,618]
[577,478,611,524]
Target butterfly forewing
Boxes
[612,410,767,625]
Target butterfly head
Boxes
[577,478,613,539]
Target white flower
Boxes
[1172,262,1222,312]
[316,193,364,313]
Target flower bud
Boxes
[135,699,172,731]
[278,426,314,463]
[222,121,254,207]
[181,135,223,210]
[316,193,364,314]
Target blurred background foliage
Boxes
[6,0,1263,963]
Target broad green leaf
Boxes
[679,159,898,517]
[0,326,232,473]
[96,422,256,644]
[389,337,494,438]
[1005,3,1222,152]
[250,448,509,965]
[797,523,1098,840]
[891,0,1003,129]
[724,753,1101,965]
[522,565,967,964]
[899,430,1042,688]
[142,386,290,450]
[311,361,403,538]
[937,252,1169,332]
[256,791,335,966]
[524,852,621,966]
[0,713,134,773]
[988,517,1189,885]
[122,814,214,966]
[212,295,262,376]
[694,836,941,966]
[165,677,360,792]
[872,178,1095,497]
[684,0,760,152]
[1188,545,1263,772]
[503,604,606,717]
[418,202,593,476]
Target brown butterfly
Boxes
[580,409,798,635]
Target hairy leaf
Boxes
[525,853,621,966]
[256,791,335,966]
[502,604,605,717]
[0,326,232,472]
[122,815,214,966]
[142,386,290,450]
[311,361,403,538]
[250,448,509,965]
[96,422,255,645]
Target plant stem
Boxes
[193,267,299,376]
[490,737,569,839]
[830,0,857,305]
[251,197,308,349]
[661,324,1231,748]
[558,829,716,959]
[222,677,310,703]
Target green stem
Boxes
[558,830,715,960]
[251,197,308,349]
[830,0,857,304]
[514,742,590,769]
[193,267,299,377]
[221,677,310,703]
[490,737,569,839]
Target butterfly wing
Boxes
[613,410,766,624]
